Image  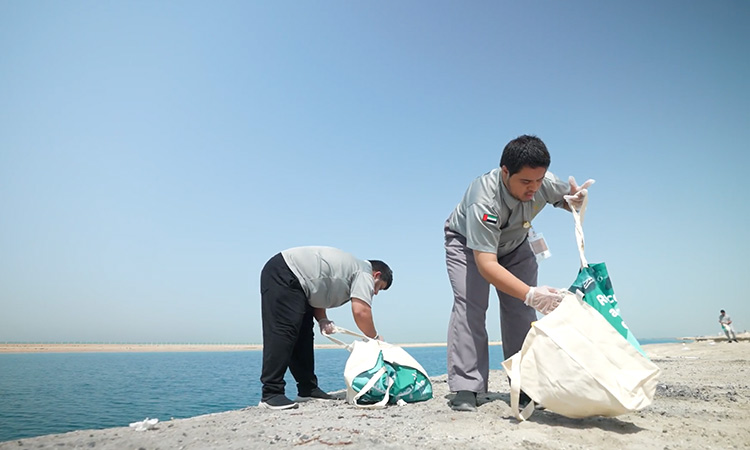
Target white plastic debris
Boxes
[396,399,407,406]
[129,417,159,431]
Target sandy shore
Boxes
[1,341,748,449]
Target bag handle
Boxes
[566,193,589,269]
[324,326,373,352]
[351,366,393,409]
[509,348,536,421]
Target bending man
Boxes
[259,246,393,410]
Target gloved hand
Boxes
[563,176,595,210]
[318,319,336,335]
[524,286,563,315]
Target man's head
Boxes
[721,310,726,314]
[368,260,393,294]
[500,135,551,202]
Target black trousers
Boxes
[259,253,318,401]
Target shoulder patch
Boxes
[482,214,498,224]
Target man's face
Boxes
[373,272,388,295]
[502,165,547,202]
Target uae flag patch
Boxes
[482,214,498,224]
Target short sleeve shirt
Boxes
[447,168,569,257]
[281,246,375,308]
[720,314,732,325]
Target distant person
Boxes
[444,134,594,412]
[719,309,739,343]
[259,246,393,410]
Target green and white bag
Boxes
[567,198,647,357]
[326,328,433,408]
[502,197,660,420]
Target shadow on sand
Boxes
[444,391,646,435]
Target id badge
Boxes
[528,228,551,262]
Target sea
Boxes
[0,338,679,443]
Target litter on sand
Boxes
[129,418,158,431]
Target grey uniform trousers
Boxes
[445,224,538,393]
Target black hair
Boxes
[721,309,725,313]
[368,260,393,290]
[499,135,551,176]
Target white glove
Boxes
[524,286,563,315]
[563,176,595,210]
[318,319,336,335]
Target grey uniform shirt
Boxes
[447,168,569,257]
[720,314,732,325]
[281,246,375,308]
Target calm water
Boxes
[0,338,677,442]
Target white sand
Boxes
[1,341,748,449]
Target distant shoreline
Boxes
[0,341,503,354]
[12,335,745,354]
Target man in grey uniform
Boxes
[445,134,593,411]
[259,246,393,410]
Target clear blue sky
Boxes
[2,1,748,344]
